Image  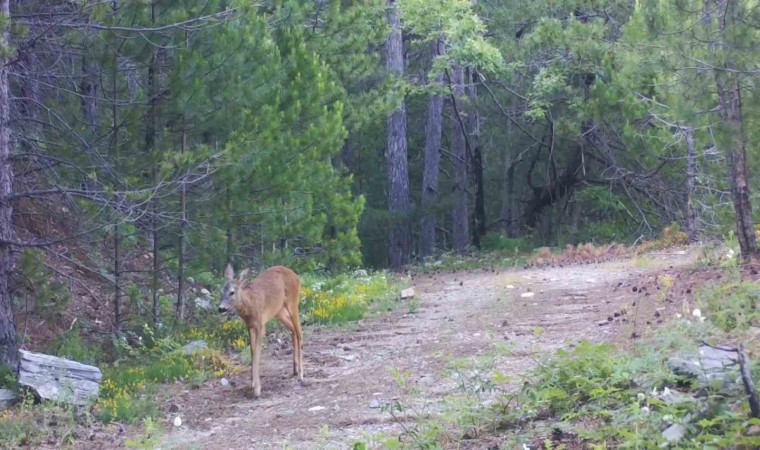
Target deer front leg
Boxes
[250,325,264,398]
[248,327,259,397]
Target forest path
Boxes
[157,250,699,449]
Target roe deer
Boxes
[218,264,304,398]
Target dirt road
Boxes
[158,251,698,449]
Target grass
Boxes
[0,393,81,450]
[299,270,404,324]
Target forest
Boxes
[0,0,758,449]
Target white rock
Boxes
[220,378,229,387]
[200,288,211,296]
[173,416,182,427]
[194,297,212,310]
[369,399,382,409]
[506,285,515,289]
[401,287,415,299]
[520,292,535,298]
[308,406,326,412]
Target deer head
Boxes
[218,263,249,313]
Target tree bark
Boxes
[0,0,18,369]
[713,0,758,262]
[420,40,444,259]
[467,68,485,248]
[147,2,163,324]
[112,49,122,333]
[450,66,468,253]
[524,147,583,229]
[176,115,187,321]
[80,55,98,134]
[684,126,698,244]
[386,0,411,267]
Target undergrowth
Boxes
[1,268,402,440]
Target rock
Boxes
[369,399,382,409]
[520,292,535,298]
[352,269,369,278]
[308,406,325,412]
[662,423,686,443]
[667,345,740,390]
[659,387,697,405]
[18,350,102,405]
[173,416,182,427]
[194,297,213,310]
[181,340,208,355]
[400,287,415,299]
[0,388,18,410]
[220,377,230,387]
[506,285,515,289]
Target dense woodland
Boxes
[0,0,758,378]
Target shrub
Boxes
[299,271,396,324]
[698,281,760,332]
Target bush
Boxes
[480,234,531,253]
[520,341,633,419]
[44,326,101,365]
[96,332,232,423]
[299,271,397,324]
[698,281,760,332]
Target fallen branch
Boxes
[701,341,760,419]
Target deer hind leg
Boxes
[276,309,301,378]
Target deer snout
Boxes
[218,306,229,313]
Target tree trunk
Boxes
[713,0,758,262]
[450,66,468,253]
[147,3,163,324]
[467,68,485,248]
[80,56,98,134]
[716,72,757,261]
[420,40,444,259]
[0,0,18,370]
[386,0,411,267]
[684,126,698,244]
[176,117,187,321]
[112,50,122,333]
[500,147,519,237]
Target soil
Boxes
[79,248,704,450]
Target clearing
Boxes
[101,249,699,449]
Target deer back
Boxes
[237,266,300,324]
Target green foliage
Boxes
[698,281,760,332]
[497,314,760,448]
[0,393,80,450]
[44,326,101,366]
[97,326,232,423]
[480,234,532,253]
[299,271,399,324]
[124,417,163,450]
[16,249,71,319]
[0,364,16,390]
[521,341,633,419]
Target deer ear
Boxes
[224,263,235,282]
[238,268,250,282]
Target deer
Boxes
[218,264,304,398]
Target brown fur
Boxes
[223,264,304,398]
